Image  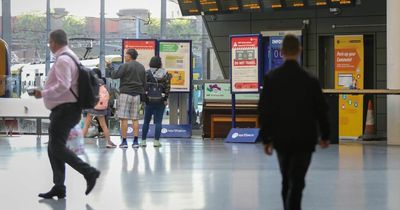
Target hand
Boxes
[263,143,273,156]
[34,89,42,99]
[319,139,330,149]
[164,100,168,106]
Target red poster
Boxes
[231,35,259,93]
[123,39,157,69]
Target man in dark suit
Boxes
[258,34,330,210]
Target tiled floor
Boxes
[1,135,400,210]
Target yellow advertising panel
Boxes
[0,39,9,97]
[334,35,364,139]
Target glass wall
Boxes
[1,0,216,136]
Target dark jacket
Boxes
[145,68,172,101]
[258,60,330,152]
[111,60,146,95]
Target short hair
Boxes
[126,48,138,60]
[49,29,68,46]
[282,34,301,56]
[149,56,162,68]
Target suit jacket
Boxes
[258,60,330,152]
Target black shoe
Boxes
[38,186,66,199]
[85,170,100,195]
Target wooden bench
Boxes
[210,114,259,140]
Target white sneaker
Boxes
[153,140,162,147]
[140,140,147,147]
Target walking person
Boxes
[82,68,116,148]
[258,34,330,210]
[111,49,146,148]
[141,56,171,147]
[33,29,100,199]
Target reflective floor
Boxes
[1,135,400,210]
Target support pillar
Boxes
[387,0,400,145]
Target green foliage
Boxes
[62,16,87,36]
[144,18,198,39]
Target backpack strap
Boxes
[61,52,80,100]
[149,68,160,85]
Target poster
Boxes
[122,39,156,70]
[231,35,260,93]
[269,36,285,70]
[335,35,364,139]
[204,83,259,101]
[159,41,191,92]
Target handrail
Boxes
[322,89,400,95]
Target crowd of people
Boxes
[31,29,330,210]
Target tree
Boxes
[144,17,198,40]
[13,11,88,62]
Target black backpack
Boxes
[62,53,100,109]
[146,69,164,104]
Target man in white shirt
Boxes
[33,29,100,199]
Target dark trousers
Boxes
[48,103,95,190]
[277,151,313,210]
[142,103,166,140]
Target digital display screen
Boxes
[178,0,200,15]
[308,0,328,6]
[241,0,262,11]
[220,0,240,12]
[178,0,356,16]
[199,0,219,13]
[262,0,283,9]
[285,0,305,7]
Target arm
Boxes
[258,75,274,146]
[163,73,172,101]
[110,64,124,79]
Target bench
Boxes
[210,114,259,140]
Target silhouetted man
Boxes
[258,34,330,210]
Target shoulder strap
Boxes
[61,52,79,100]
[149,68,160,84]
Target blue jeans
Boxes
[142,103,166,140]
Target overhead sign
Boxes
[159,41,192,92]
[230,35,261,93]
[122,39,157,70]
[178,0,356,16]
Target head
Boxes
[149,56,162,69]
[92,68,102,79]
[281,34,301,60]
[49,29,68,54]
[125,48,138,62]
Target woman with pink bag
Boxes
[82,68,116,148]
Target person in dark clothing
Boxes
[258,34,330,210]
[33,29,100,199]
[111,48,146,148]
[141,56,172,147]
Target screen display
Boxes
[199,0,219,13]
[178,0,201,15]
[178,0,356,16]
[220,0,240,12]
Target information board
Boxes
[231,35,261,93]
[122,39,157,70]
[178,0,356,16]
[159,41,192,92]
